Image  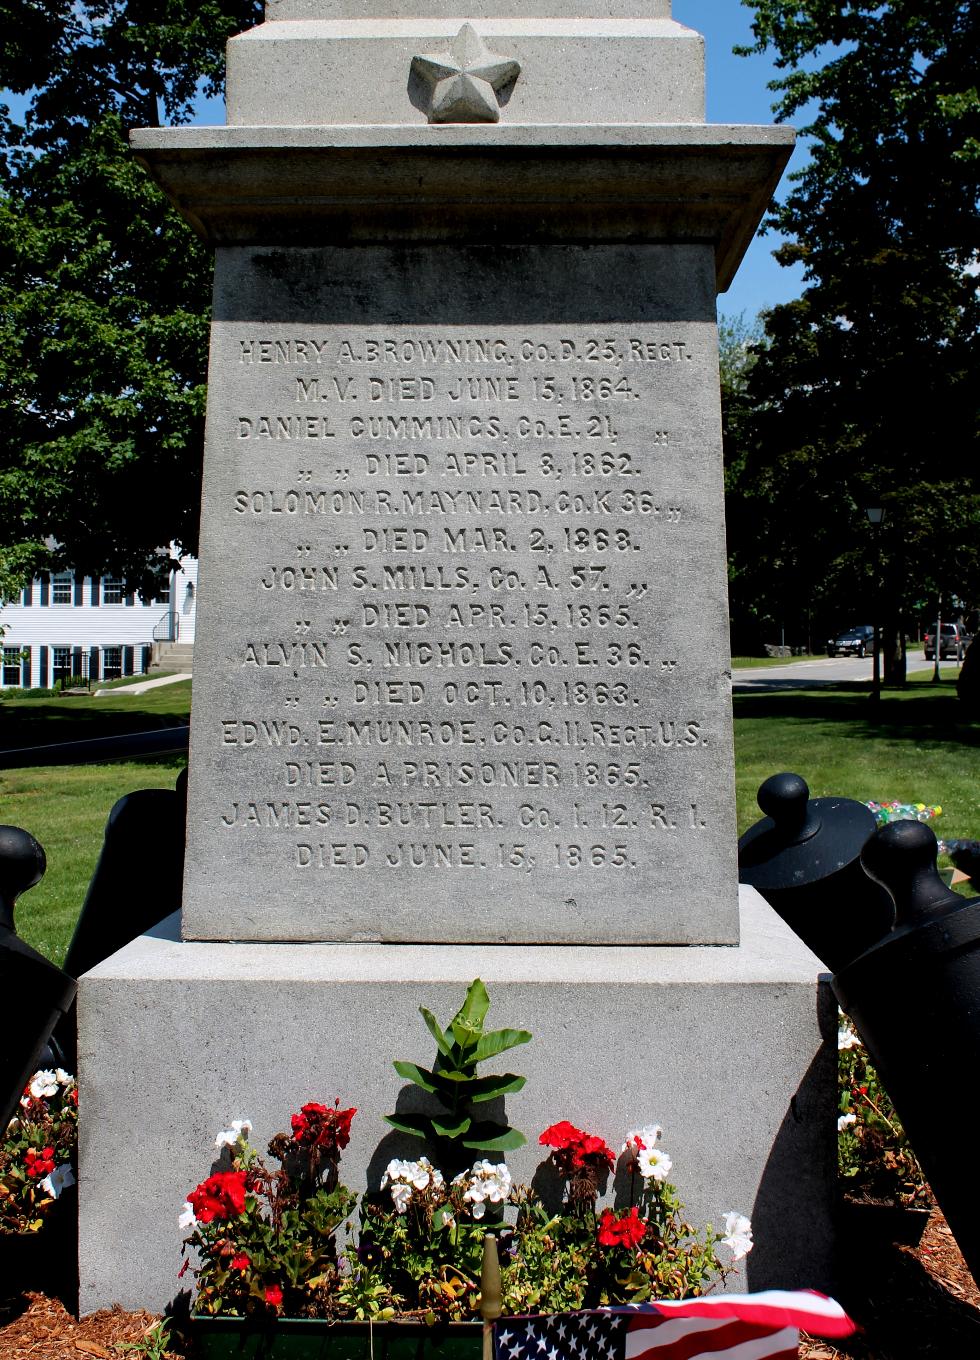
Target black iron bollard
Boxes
[0,826,78,1133]
[54,769,187,1060]
[62,771,186,982]
[738,772,895,973]
[835,819,980,1287]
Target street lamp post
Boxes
[865,506,885,707]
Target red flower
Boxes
[571,1133,615,1172]
[25,1146,57,1179]
[597,1207,647,1250]
[539,1120,583,1151]
[265,1284,283,1308]
[231,1253,251,1271]
[539,1122,615,1173]
[187,1170,248,1223]
[290,1099,356,1154]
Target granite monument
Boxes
[78,1,836,1311]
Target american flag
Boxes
[493,1291,855,1360]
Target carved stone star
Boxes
[412,23,520,124]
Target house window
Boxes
[102,578,125,604]
[154,581,171,605]
[52,646,73,686]
[2,647,22,686]
[102,645,122,679]
[51,571,73,604]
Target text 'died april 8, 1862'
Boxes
[211,326,723,892]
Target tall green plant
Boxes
[385,979,531,1166]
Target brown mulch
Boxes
[0,1296,168,1358]
[2,1208,978,1359]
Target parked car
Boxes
[827,625,875,658]
[924,623,972,661]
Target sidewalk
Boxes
[93,672,191,697]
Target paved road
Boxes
[733,652,961,690]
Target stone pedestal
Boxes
[78,887,834,1313]
[76,2,834,1313]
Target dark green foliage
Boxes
[727,1,980,661]
[385,979,531,1168]
[0,1,262,599]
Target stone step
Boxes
[150,642,194,672]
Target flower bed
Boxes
[179,981,751,1327]
[0,1066,77,1233]
[0,1067,78,1302]
[837,1016,930,1210]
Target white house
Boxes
[0,553,197,690]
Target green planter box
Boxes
[189,1318,484,1360]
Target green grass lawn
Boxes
[733,674,978,840]
[2,675,976,967]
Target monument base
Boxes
[77,886,835,1313]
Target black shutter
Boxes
[92,577,101,606]
[39,645,49,688]
[22,649,31,688]
[89,646,100,681]
[124,589,135,607]
[74,575,83,606]
[72,646,82,677]
[40,576,49,606]
[123,645,134,675]
[23,581,33,606]
[141,644,152,673]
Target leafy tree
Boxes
[0,1,262,600]
[728,0,980,672]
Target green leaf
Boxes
[392,1060,441,1094]
[460,1124,527,1153]
[432,1205,455,1231]
[472,1027,533,1063]
[382,1113,433,1139]
[450,978,490,1046]
[419,1006,453,1059]
[431,1112,472,1138]
[464,1072,527,1104]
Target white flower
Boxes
[390,1182,413,1214]
[721,1212,754,1260]
[838,1112,858,1132]
[410,1157,442,1191]
[637,1147,672,1182]
[382,1156,443,1212]
[40,1163,75,1199]
[838,1025,862,1051]
[178,1201,198,1231]
[30,1070,59,1099]
[623,1124,663,1155]
[55,1068,74,1086]
[215,1119,253,1150]
[454,1160,512,1218]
